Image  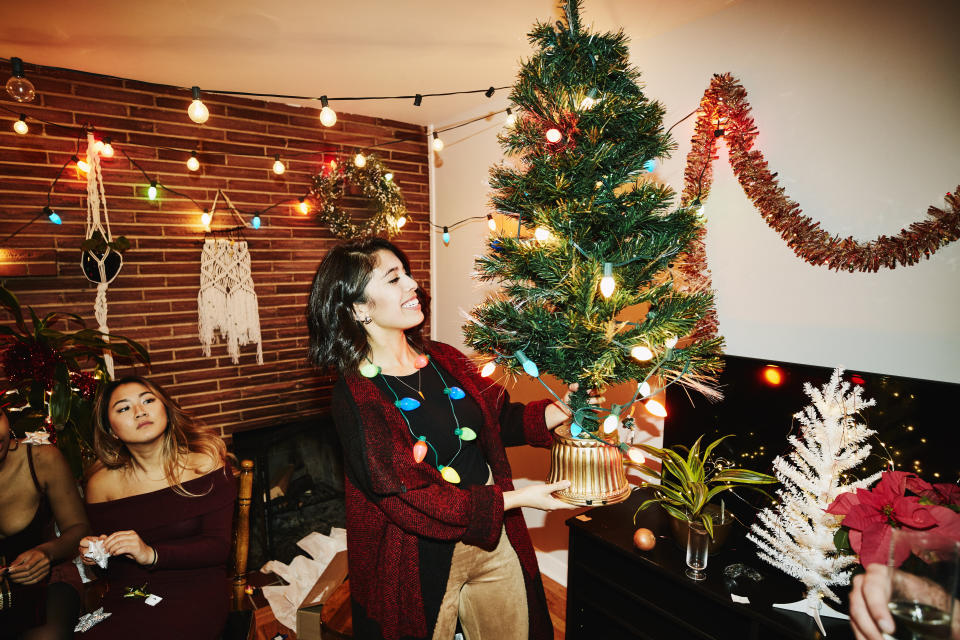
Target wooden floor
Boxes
[542,574,567,640]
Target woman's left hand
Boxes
[544,383,605,430]
[6,547,52,585]
[102,530,155,566]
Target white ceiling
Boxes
[1,0,738,126]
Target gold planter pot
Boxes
[546,423,631,506]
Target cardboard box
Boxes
[294,550,349,640]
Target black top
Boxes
[372,361,489,487]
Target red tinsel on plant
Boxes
[681,73,960,273]
[2,341,65,390]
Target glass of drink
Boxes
[686,521,709,581]
[885,529,959,640]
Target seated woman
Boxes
[0,408,89,640]
[78,377,235,639]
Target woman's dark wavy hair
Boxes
[307,237,428,373]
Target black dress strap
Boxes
[26,444,42,492]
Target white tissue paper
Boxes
[83,539,110,569]
[259,527,348,631]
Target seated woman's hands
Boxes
[80,531,156,567]
[4,547,52,585]
[544,383,605,430]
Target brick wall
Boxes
[0,60,431,438]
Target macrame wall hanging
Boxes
[80,132,122,377]
[197,190,263,365]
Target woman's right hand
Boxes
[79,535,107,566]
[503,481,578,511]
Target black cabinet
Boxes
[565,489,854,640]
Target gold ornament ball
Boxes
[633,527,656,551]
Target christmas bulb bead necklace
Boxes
[361,352,475,484]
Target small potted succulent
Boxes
[633,434,777,551]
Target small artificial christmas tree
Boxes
[464,1,724,441]
[746,368,881,633]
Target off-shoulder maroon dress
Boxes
[81,466,236,639]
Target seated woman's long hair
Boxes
[90,376,227,496]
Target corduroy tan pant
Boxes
[431,525,529,640]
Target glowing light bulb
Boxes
[44,206,61,224]
[187,86,209,124]
[603,408,621,434]
[638,381,651,398]
[439,466,461,484]
[76,158,90,173]
[664,335,678,349]
[147,181,158,200]
[396,215,406,228]
[319,96,337,127]
[628,447,645,464]
[644,399,667,418]
[599,262,615,298]
[486,214,496,231]
[298,197,310,215]
[200,211,212,226]
[514,350,539,378]
[432,132,444,151]
[545,128,562,143]
[6,58,35,103]
[13,115,28,135]
[534,227,550,242]
[93,140,104,154]
[442,226,450,245]
[251,214,261,229]
[354,153,366,168]
[384,173,393,182]
[100,139,114,158]
[480,362,496,378]
[580,96,596,110]
[272,155,285,175]
[186,152,200,172]
[505,107,516,127]
[631,346,653,362]
[763,365,782,386]
[642,159,656,173]
[413,438,428,463]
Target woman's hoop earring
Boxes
[8,437,19,452]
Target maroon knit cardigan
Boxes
[331,340,555,640]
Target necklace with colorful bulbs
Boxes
[360,353,475,484]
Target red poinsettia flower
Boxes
[826,471,957,566]
[907,475,960,507]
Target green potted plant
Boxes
[0,285,149,476]
[633,434,776,550]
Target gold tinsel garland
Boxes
[681,73,960,275]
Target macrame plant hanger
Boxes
[197,190,263,365]
[81,131,120,377]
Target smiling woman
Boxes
[76,377,235,640]
[305,238,588,640]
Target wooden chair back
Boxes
[230,459,255,610]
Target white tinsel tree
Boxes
[746,368,881,628]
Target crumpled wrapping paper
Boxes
[259,528,347,630]
[74,607,111,632]
[83,539,110,569]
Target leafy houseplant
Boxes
[633,435,777,539]
[0,285,149,477]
